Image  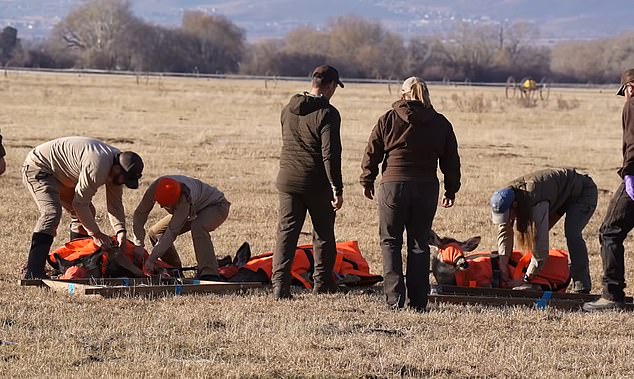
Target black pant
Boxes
[271,190,336,289]
[379,182,438,309]
[599,182,634,301]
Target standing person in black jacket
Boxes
[584,68,634,311]
[361,77,461,311]
[272,65,344,299]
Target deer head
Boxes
[429,230,481,285]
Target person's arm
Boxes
[360,118,385,198]
[72,163,102,236]
[105,181,126,237]
[131,181,159,247]
[439,120,461,200]
[525,201,550,278]
[320,108,343,197]
[496,221,515,282]
[148,195,190,262]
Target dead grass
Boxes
[1,72,634,378]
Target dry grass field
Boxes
[1,71,634,378]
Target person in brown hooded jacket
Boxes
[272,65,344,299]
[360,76,461,311]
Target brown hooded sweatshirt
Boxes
[360,100,461,199]
[276,93,343,195]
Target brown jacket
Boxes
[506,168,585,214]
[360,100,461,198]
[24,136,125,235]
[276,93,343,195]
[496,168,587,274]
[132,175,228,250]
[620,96,634,177]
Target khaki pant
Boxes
[148,200,230,277]
[22,164,94,237]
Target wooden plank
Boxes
[432,285,634,303]
[19,279,46,287]
[84,281,265,298]
[429,294,634,311]
[20,277,183,287]
[430,294,583,311]
[42,280,102,297]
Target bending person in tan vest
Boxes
[22,136,144,279]
[490,168,597,293]
[131,176,230,280]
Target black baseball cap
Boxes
[118,151,144,189]
[312,65,344,88]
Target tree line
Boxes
[2,0,633,83]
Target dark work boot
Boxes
[313,275,344,294]
[272,284,293,300]
[23,232,54,279]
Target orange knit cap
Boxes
[154,178,182,207]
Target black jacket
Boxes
[276,93,343,195]
[620,97,634,177]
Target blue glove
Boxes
[625,175,634,201]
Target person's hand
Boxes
[441,196,454,208]
[331,194,343,211]
[143,258,156,275]
[92,232,112,250]
[116,231,127,248]
[625,175,634,201]
[133,245,145,266]
[363,186,374,200]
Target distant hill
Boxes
[1,0,633,42]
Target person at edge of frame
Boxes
[0,130,6,175]
[584,68,634,311]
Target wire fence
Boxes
[1,66,616,90]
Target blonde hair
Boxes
[515,224,535,254]
[401,77,432,109]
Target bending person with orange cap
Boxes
[131,175,230,280]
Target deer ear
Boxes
[461,236,481,252]
[428,230,443,247]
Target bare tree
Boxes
[52,0,135,69]
[181,11,245,73]
[0,26,19,66]
[443,22,499,81]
